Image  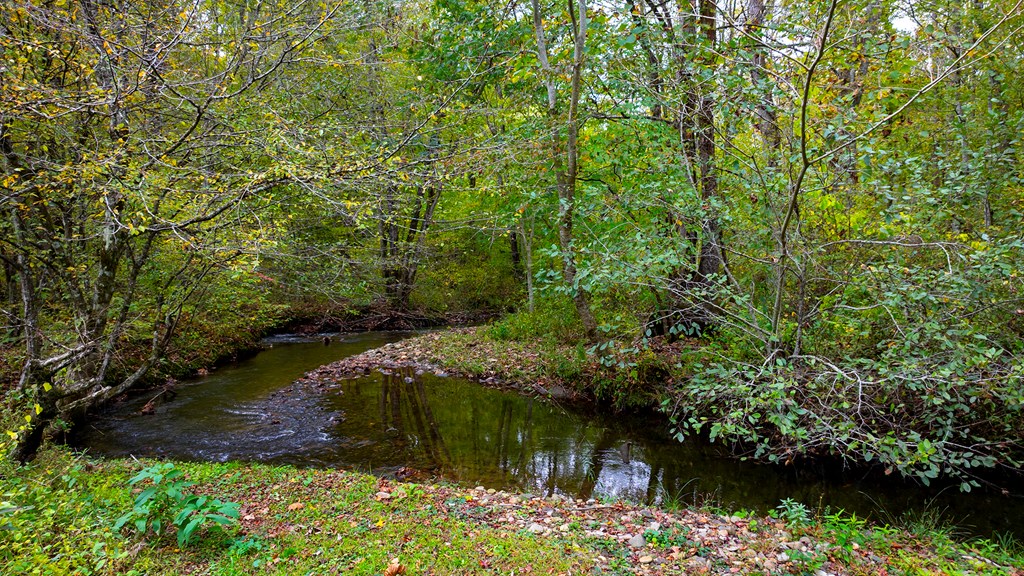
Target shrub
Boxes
[114,463,240,547]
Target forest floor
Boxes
[3,447,1023,575]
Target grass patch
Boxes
[3,446,1022,575]
[1,448,590,575]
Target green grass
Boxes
[0,448,589,575]
[3,446,1022,575]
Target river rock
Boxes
[527,523,546,534]
[546,384,571,399]
[628,534,647,548]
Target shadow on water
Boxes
[70,332,1024,539]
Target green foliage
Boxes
[642,526,692,549]
[775,499,812,528]
[667,290,1024,485]
[590,346,669,411]
[0,451,129,575]
[487,297,585,344]
[411,230,525,314]
[113,463,240,547]
[820,509,868,562]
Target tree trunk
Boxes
[531,0,598,340]
[746,0,781,151]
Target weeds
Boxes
[113,462,240,547]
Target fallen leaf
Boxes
[287,502,304,511]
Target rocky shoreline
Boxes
[298,327,583,402]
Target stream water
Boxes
[70,332,1024,538]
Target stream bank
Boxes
[68,325,1024,542]
[300,327,1024,534]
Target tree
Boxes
[1,0,339,459]
[531,0,599,340]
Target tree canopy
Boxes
[3,0,1023,486]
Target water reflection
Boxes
[323,371,1024,540]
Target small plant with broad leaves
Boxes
[775,498,812,528]
[114,462,240,547]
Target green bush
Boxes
[114,463,240,547]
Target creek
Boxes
[70,331,1024,538]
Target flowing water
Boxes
[71,332,1024,538]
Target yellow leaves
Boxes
[43,383,52,392]
[34,404,42,415]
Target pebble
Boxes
[628,534,647,548]
[527,523,546,534]
[686,557,711,570]
[639,555,654,564]
[648,521,662,532]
